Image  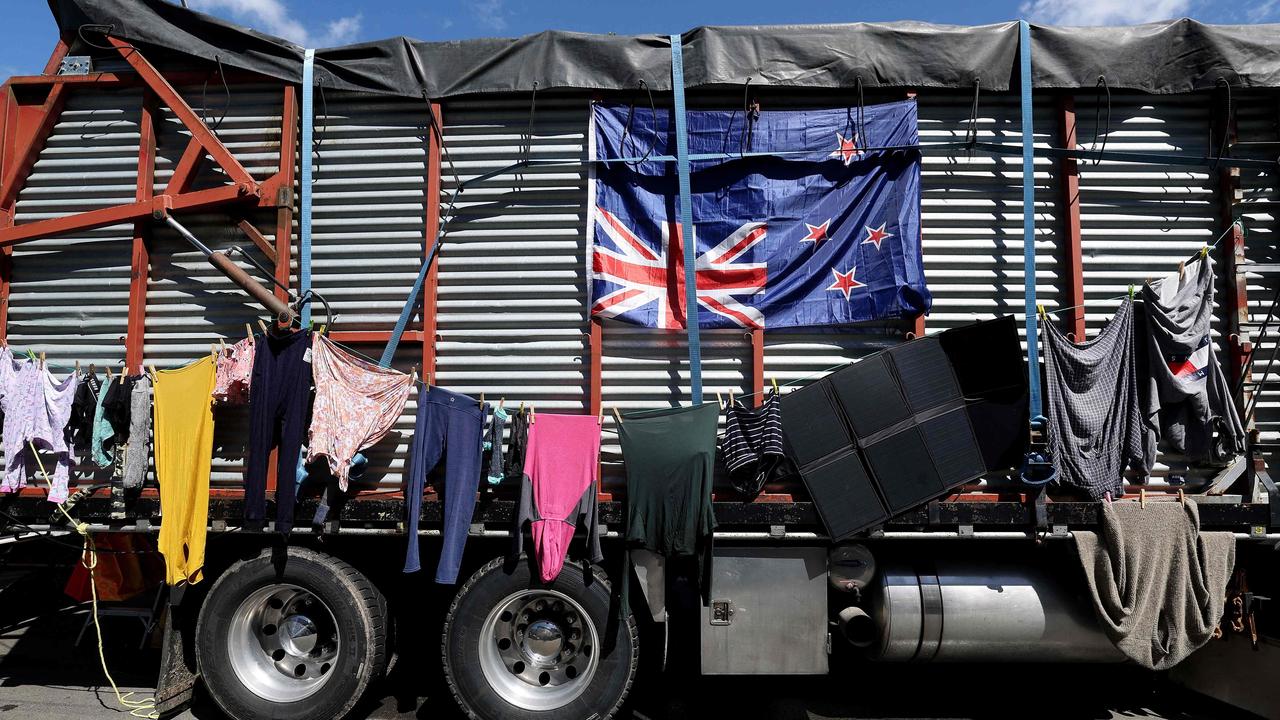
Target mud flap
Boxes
[154,586,197,717]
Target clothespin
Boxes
[75,360,81,374]
[729,389,735,405]
[1139,488,1146,509]
[597,407,604,425]
[38,351,45,366]
[411,367,418,384]
[89,363,96,375]
[258,319,270,336]
[771,377,779,394]
[716,392,723,406]
[148,364,158,381]
[1128,284,1135,300]
[106,367,114,381]
[25,349,35,362]
[480,392,485,404]
[246,323,253,341]
[211,343,219,359]
[1036,303,1046,319]
[1177,261,1186,281]
[519,401,525,414]
[1178,488,1186,507]
[220,339,227,353]
[612,407,624,426]
[498,398,505,409]
[1200,245,1209,259]
[1104,491,1113,505]
[530,406,536,424]
[318,324,327,335]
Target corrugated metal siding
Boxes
[1074,91,1223,486]
[309,92,428,331]
[8,88,142,367]
[146,84,283,487]
[435,97,591,411]
[1237,93,1280,463]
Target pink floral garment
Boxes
[213,337,254,404]
[306,334,414,490]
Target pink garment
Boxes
[0,349,79,502]
[213,337,254,405]
[522,414,601,583]
[306,334,413,490]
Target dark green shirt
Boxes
[617,402,719,616]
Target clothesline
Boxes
[1039,217,1239,320]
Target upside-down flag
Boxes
[588,98,930,329]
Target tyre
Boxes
[443,555,638,720]
[195,546,388,720]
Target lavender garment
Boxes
[0,350,78,502]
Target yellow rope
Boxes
[28,442,159,719]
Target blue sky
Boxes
[3,0,1279,78]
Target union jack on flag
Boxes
[589,99,930,330]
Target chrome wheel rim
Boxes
[477,589,600,711]
[227,584,340,703]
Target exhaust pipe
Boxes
[837,606,875,648]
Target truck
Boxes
[0,3,1277,719]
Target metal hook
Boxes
[1091,75,1110,167]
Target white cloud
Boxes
[470,0,510,32]
[187,0,362,47]
[1019,0,1193,25]
[1247,0,1280,21]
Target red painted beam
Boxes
[8,71,273,88]
[41,39,69,76]
[422,102,443,380]
[0,185,253,246]
[163,138,204,195]
[126,95,157,374]
[0,83,66,216]
[105,36,257,192]
[274,85,297,305]
[1056,94,1086,342]
[236,218,278,266]
[0,86,13,343]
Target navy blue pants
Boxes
[404,386,484,583]
[246,330,312,535]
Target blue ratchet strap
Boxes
[1019,21,1041,420]
[300,49,316,327]
[380,237,443,368]
[670,34,703,404]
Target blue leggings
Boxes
[403,386,484,583]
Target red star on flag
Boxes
[862,223,892,250]
[800,219,830,246]
[830,133,859,165]
[827,266,865,301]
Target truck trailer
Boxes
[0,3,1278,719]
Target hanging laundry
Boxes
[154,357,216,585]
[306,334,413,491]
[512,413,603,583]
[120,375,152,490]
[213,336,254,405]
[617,402,719,618]
[719,393,788,499]
[68,371,101,451]
[503,406,529,482]
[90,374,115,467]
[0,350,78,503]
[245,329,313,534]
[1140,256,1245,464]
[484,405,509,486]
[1043,297,1149,500]
[102,375,137,439]
[403,386,484,583]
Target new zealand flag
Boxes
[589,98,930,329]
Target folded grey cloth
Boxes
[1074,500,1235,670]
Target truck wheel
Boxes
[195,546,387,720]
[443,555,638,720]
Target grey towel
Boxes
[1140,256,1245,465]
[1043,297,1149,500]
[1074,501,1235,670]
[122,375,152,489]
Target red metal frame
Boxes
[1214,89,1247,391]
[422,102,444,381]
[1056,94,1086,342]
[41,39,69,76]
[126,94,157,374]
[0,39,263,248]
[274,85,298,304]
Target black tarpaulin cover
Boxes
[47,0,1280,98]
